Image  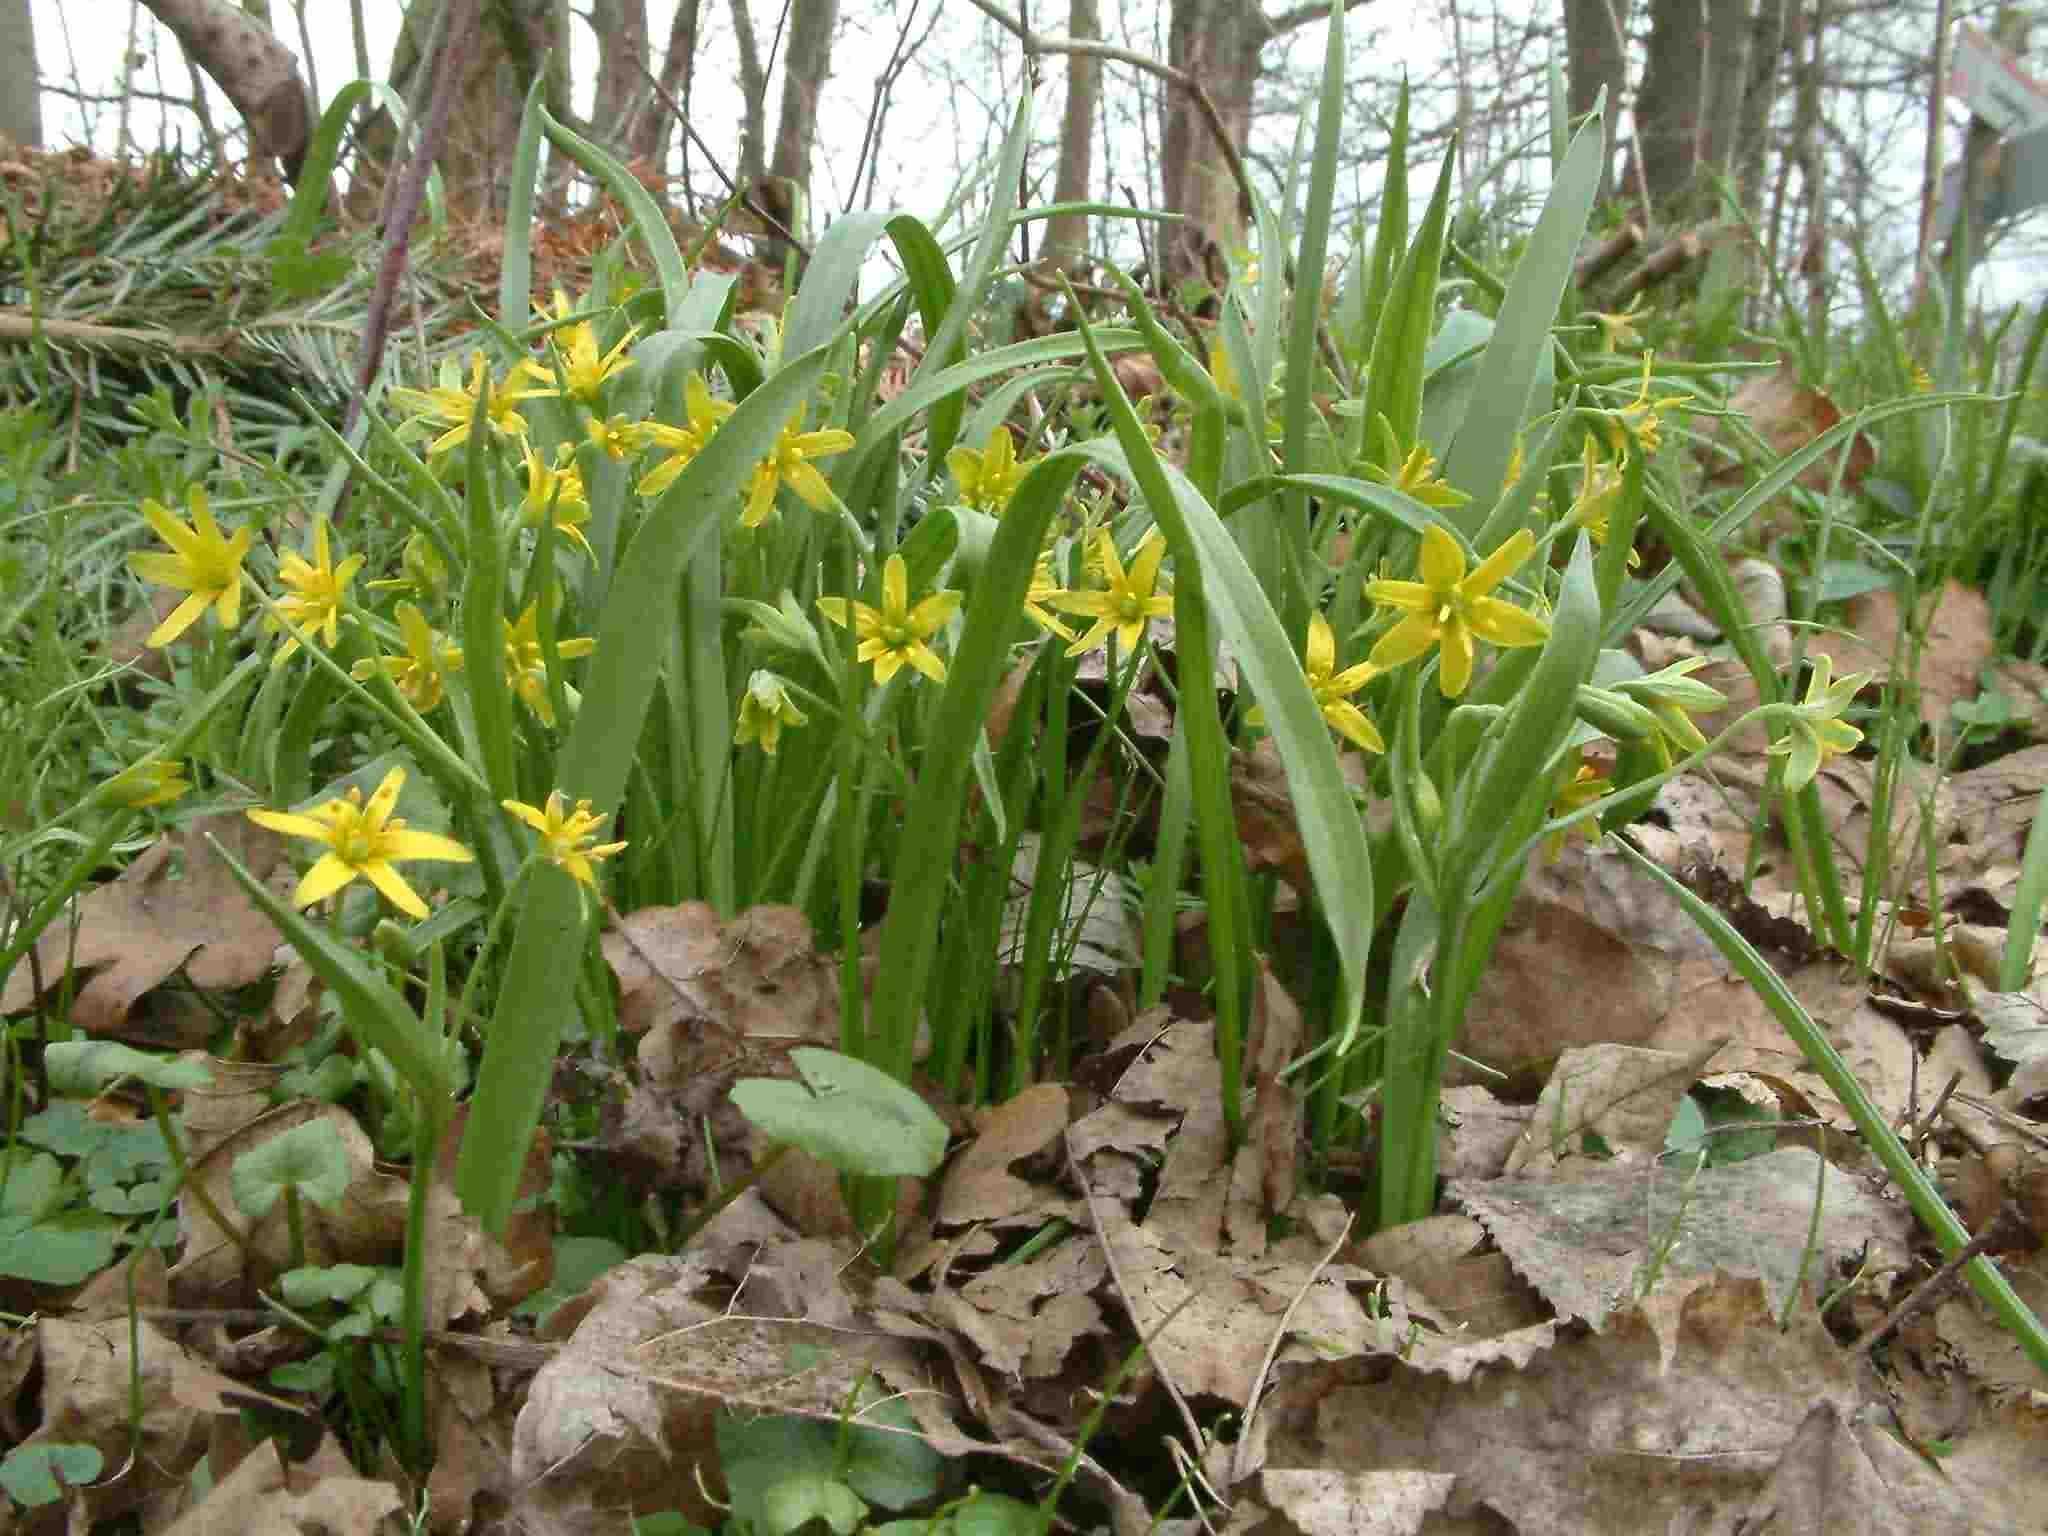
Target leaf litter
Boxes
[8,651,2048,1532]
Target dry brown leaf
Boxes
[170,1101,405,1302]
[606,902,844,1196]
[161,1435,402,1536]
[0,815,295,1041]
[1710,364,1876,497]
[1450,1147,1913,1332]
[19,1317,268,1530]
[1504,1039,1727,1175]
[938,1084,1071,1226]
[1736,1398,1976,1533]
[1935,743,2048,913]
[1934,1247,2048,1394]
[1267,1274,1861,1534]
[1357,1215,1549,1340]
[1457,842,1703,1087]
[1259,1468,1456,1536]
[1435,1084,1532,1182]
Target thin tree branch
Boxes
[341,0,480,485]
[965,0,1256,234]
[1265,0,1373,39]
[629,51,814,261]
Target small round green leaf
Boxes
[730,1049,948,1177]
[0,1443,103,1506]
[230,1117,353,1218]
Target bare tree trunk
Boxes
[763,0,840,268]
[1632,0,1709,223]
[356,0,567,219]
[1565,0,1630,203]
[0,0,42,149]
[589,0,651,164]
[1159,0,1268,292]
[1043,0,1102,274]
[1698,0,1751,172]
[638,0,703,177]
[1731,0,1790,210]
[136,0,313,179]
[729,0,768,187]
[1794,0,1827,339]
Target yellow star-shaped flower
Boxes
[1602,353,1689,457]
[1586,296,1645,353]
[352,602,460,713]
[1546,762,1613,861]
[1566,438,1639,569]
[946,428,1032,514]
[502,791,627,890]
[733,670,809,755]
[1370,440,1470,510]
[247,766,474,920]
[503,602,597,726]
[269,517,365,666]
[388,352,554,459]
[1366,524,1550,697]
[1769,653,1869,792]
[519,439,594,560]
[743,410,855,528]
[816,554,961,684]
[1050,528,1173,658]
[636,373,737,498]
[540,288,639,404]
[103,757,191,809]
[127,485,253,647]
[1022,557,1077,642]
[366,532,450,606]
[1248,612,1385,753]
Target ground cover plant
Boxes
[5,19,2048,1535]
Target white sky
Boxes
[26,2,1451,243]
[24,1,2042,308]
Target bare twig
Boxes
[628,50,813,262]
[966,0,1257,233]
[1853,1206,2028,1356]
[1231,1210,1352,1485]
[340,0,479,483]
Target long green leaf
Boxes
[1442,112,1604,528]
[458,350,833,1231]
[539,108,690,323]
[867,454,1086,1082]
[1364,150,1456,472]
[1068,328,1376,1065]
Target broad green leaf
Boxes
[45,1040,212,1095]
[1443,112,1605,529]
[231,1117,352,1218]
[0,1210,119,1285]
[730,1049,949,1177]
[0,1443,103,1507]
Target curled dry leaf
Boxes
[0,814,296,1043]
